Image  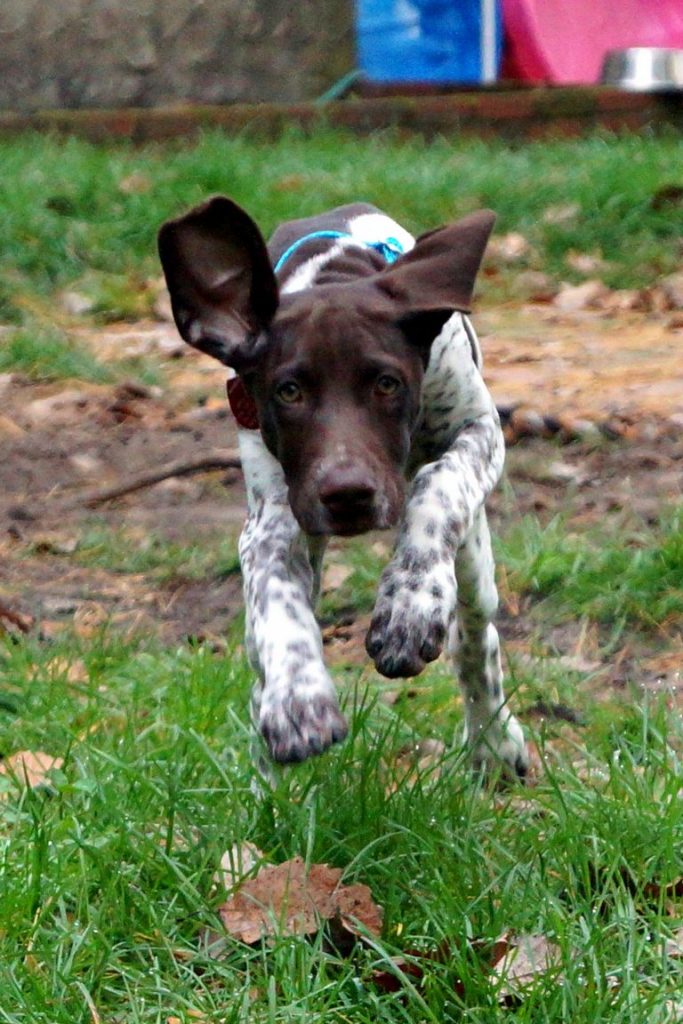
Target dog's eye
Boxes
[375,374,402,396]
[275,380,303,404]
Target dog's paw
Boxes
[467,712,529,781]
[366,561,456,678]
[259,688,348,764]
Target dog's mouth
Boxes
[324,511,381,537]
[294,500,399,538]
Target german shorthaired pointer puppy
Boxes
[159,197,528,778]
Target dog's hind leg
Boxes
[450,507,528,778]
[238,431,347,765]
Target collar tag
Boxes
[227,377,259,430]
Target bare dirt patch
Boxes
[0,306,680,701]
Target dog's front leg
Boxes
[366,410,527,776]
[366,411,505,678]
[238,434,347,764]
[366,411,528,776]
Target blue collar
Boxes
[273,229,405,274]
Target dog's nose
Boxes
[318,468,376,515]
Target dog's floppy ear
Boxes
[375,209,496,354]
[158,196,278,371]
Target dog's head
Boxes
[158,197,494,536]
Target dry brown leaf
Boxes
[491,933,562,1003]
[218,856,382,946]
[0,750,64,790]
[662,999,683,1022]
[42,657,89,684]
[167,1013,209,1024]
[663,927,683,960]
[215,842,264,892]
[643,877,683,903]
[372,932,512,996]
[371,945,445,994]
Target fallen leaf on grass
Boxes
[372,932,512,997]
[0,750,64,791]
[217,856,382,948]
[167,1012,211,1024]
[215,842,264,892]
[663,927,683,960]
[662,999,683,1022]
[643,877,683,904]
[371,941,450,994]
[491,933,563,1004]
[38,657,89,684]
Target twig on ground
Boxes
[79,448,242,507]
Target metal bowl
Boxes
[600,47,683,91]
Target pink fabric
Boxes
[502,0,683,84]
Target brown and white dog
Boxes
[159,197,528,775]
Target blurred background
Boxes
[1,0,682,110]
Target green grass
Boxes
[70,525,240,583]
[1,125,682,1020]
[497,509,683,630]
[2,513,682,1022]
[0,626,682,1023]
[0,129,681,323]
[0,322,164,386]
[0,324,112,383]
[320,541,390,620]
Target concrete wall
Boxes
[0,0,355,111]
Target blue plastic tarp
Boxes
[357,0,502,83]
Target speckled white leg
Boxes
[451,508,527,777]
[367,316,506,678]
[238,429,347,764]
[366,315,527,775]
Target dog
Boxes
[158,197,528,778]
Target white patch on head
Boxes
[280,241,349,295]
[348,213,415,255]
[279,216,415,297]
